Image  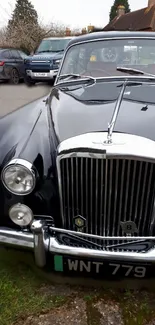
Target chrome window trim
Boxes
[56,76,155,88]
[55,36,155,84]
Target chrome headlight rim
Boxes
[1,158,36,196]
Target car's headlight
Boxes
[1,159,36,195]
[54,59,61,66]
[24,59,30,64]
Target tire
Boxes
[24,76,36,86]
[10,68,20,85]
[47,76,56,86]
[47,80,55,86]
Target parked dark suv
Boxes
[24,37,73,86]
[0,48,28,84]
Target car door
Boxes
[10,50,23,76]
[2,50,13,78]
[17,50,28,76]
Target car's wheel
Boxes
[24,76,36,86]
[10,68,20,85]
[47,80,54,86]
[47,76,56,86]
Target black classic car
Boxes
[1,31,155,279]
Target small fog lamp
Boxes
[9,203,33,226]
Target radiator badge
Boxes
[120,221,138,235]
[73,215,86,232]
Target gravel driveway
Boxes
[14,284,155,325]
[0,82,51,117]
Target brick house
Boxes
[103,0,155,32]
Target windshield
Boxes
[19,50,27,58]
[59,38,155,79]
[36,38,72,53]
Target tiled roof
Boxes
[103,5,155,31]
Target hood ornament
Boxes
[105,80,128,144]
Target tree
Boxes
[109,0,130,22]
[7,0,38,28]
[6,0,43,53]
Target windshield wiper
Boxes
[36,50,51,53]
[36,50,60,53]
[117,66,155,78]
[57,73,95,82]
[54,49,64,52]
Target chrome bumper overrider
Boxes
[1,220,155,267]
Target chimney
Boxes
[87,24,94,33]
[117,5,125,17]
[148,0,155,7]
[82,28,87,34]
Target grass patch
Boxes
[0,248,67,325]
[1,248,155,325]
[120,289,155,325]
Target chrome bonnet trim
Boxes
[57,132,155,161]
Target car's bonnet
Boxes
[50,80,155,143]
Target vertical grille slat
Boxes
[129,160,137,220]
[142,164,154,234]
[85,158,89,232]
[90,158,93,235]
[134,161,143,225]
[100,159,104,237]
[95,159,99,235]
[103,159,108,236]
[112,159,119,236]
[81,157,84,217]
[66,159,70,229]
[76,157,79,215]
[124,160,131,222]
[107,160,113,237]
[117,159,125,236]
[71,157,74,220]
[59,156,155,241]
[61,159,65,221]
[138,162,148,232]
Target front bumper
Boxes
[26,69,58,80]
[1,220,155,268]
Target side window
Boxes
[2,51,11,59]
[10,50,20,59]
[18,50,27,59]
[61,47,91,74]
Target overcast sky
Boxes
[0,0,149,29]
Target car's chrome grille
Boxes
[58,156,155,248]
